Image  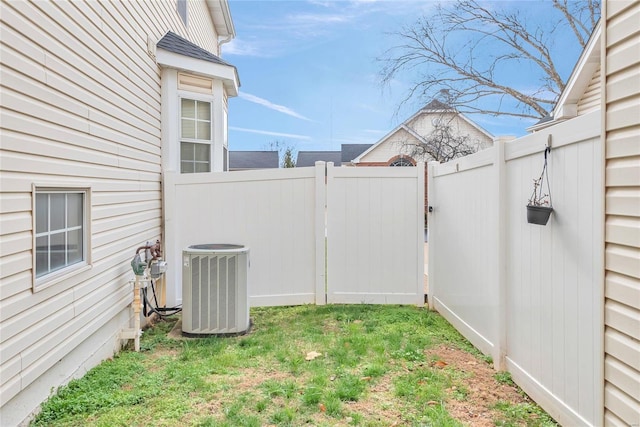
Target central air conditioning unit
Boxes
[181,244,250,336]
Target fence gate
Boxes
[326,163,425,305]
[164,162,424,308]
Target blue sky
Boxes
[223,1,587,153]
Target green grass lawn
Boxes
[32,305,556,426]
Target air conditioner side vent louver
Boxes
[182,245,249,337]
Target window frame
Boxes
[32,185,91,291]
[388,156,416,167]
[179,95,213,174]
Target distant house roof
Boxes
[229,151,278,170]
[157,31,233,67]
[341,144,373,164]
[422,99,454,111]
[532,114,554,127]
[296,151,342,167]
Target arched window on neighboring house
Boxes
[388,155,416,167]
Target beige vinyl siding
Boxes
[360,128,416,163]
[188,0,221,55]
[360,112,494,164]
[578,64,601,115]
[604,1,640,426]
[0,0,223,417]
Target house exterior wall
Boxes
[405,112,494,151]
[359,112,494,165]
[187,1,221,54]
[603,1,640,425]
[577,64,601,116]
[0,1,226,424]
[359,128,417,164]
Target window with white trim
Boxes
[389,158,415,167]
[180,98,211,173]
[35,189,87,280]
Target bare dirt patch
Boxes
[195,346,537,426]
[426,345,534,426]
[344,375,405,425]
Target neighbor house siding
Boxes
[359,112,494,165]
[577,64,601,115]
[0,1,221,424]
[603,1,640,425]
[359,128,415,164]
[405,112,493,150]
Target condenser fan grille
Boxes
[182,245,249,336]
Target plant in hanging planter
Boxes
[526,146,553,225]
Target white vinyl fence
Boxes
[164,162,424,308]
[327,163,425,304]
[428,110,603,427]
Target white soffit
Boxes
[206,0,236,40]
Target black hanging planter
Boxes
[526,144,553,226]
[527,205,553,225]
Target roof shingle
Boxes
[296,151,342,167]
[341,144,372,163]
[157,31,233,67]
[229,151,279,170]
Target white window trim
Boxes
[179,92,214,173]
[32,184,92,291]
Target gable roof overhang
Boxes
[351,127,416,164]
[553,21,601,120]
[156,31,239,96]
[206,0,236,42]
[527,21,601,132]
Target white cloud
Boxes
[307,0,334,7]
[222,39,267,57]
[239,92,314,122]
[286,12,350,24]
[357,103,385,114]
[230,126,312,141]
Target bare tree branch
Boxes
[552,0,601,47]
[380,0,600,120]
[396,111,486,163]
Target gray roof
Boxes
[296,151,342,167]
[229,151,279,170]
[534,114,554,125]
[422,99,454,111]
[157,31,233,67]
[341,144,372,163]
